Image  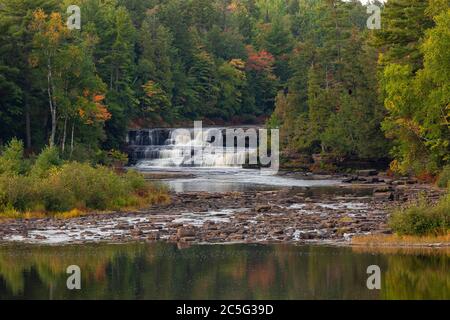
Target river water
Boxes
[0,243,448,300]
[0,128,448,300]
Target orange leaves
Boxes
[30,9,47,30]
[78,92,111,125]
[93,94,105,103]
[30,9,69,47]
[227,2,239,12]
[142,81,160,97]
[95,105,112,122]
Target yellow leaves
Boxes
[28,55,39,68]
[142,81,159,97]
[395,118,423,136]
[389,159,401,174]
[227,1,239,12]
[444,103,450,126]
[229,58,246,70]
[30,9,47,31]
[29,9,70,49]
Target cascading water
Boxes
[127,128,340,192]
[127,127,258,169]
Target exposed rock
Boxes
[0,180,441,246]
[255,205,272,212]
[357,169,378,177]
[177,227,195,238]
[147,232,160,241]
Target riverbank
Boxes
[0,177,446,247]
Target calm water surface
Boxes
[0,243,448,300]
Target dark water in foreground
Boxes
[0,243,448,300]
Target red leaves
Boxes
[245,45,275,73]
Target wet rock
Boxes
[343,176,358,183]
[177,227,195,238]
[271,229,284,236]
[130,228,143,237]
[373,192,394,201]
[180,236,196,242]
[255,205,271,212]
[374,186,394,193]
[357,169,378,177]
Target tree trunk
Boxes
[47,58,57,147]
[70,122,75,158]
[61,117,67,153]
[25,99,32,150]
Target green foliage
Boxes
[437,166,450,188]
[373,0,433,71]
[0,0,447,178]
[272,0,388,160]
[99,149,129,168]
[0,140,168,215]
[0,138,27,175]
[0,162,166,213]
[379,7,450,175]
[389,193,450,236]
[31,146,61,177]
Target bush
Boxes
[0,140,169,216]
[0,139,27,175]
[31,146,61,177]
[437,165,450,188]
[0,174,37,212]
[99,149,129,168]
[389,193,450,236]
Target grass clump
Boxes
[0,140,169,217]
[389,192,450,236]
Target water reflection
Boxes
[0,244,447,300]
[143,168,341,192]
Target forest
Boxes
[0,0,449,177]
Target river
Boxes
[0,127,448,300]
[0,243,448,300]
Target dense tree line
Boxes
[0,0,449,177]
[1,0,285,155]
[270,0,449,177]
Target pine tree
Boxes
[0,0,58,149]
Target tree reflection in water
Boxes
[0,244,448,300]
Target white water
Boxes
[128,127,341,192]
[130,127,257,168]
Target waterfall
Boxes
[128,127,258,169]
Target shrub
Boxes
[0,139,169,216]
[100,149,129,168]
[38,163,150,211]
[389,193,450,236]
[0,174,37,212]
[31,146,61,177]
[0,139,27,175]
[437,165,450,188]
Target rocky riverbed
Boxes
[0,179,443,246]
